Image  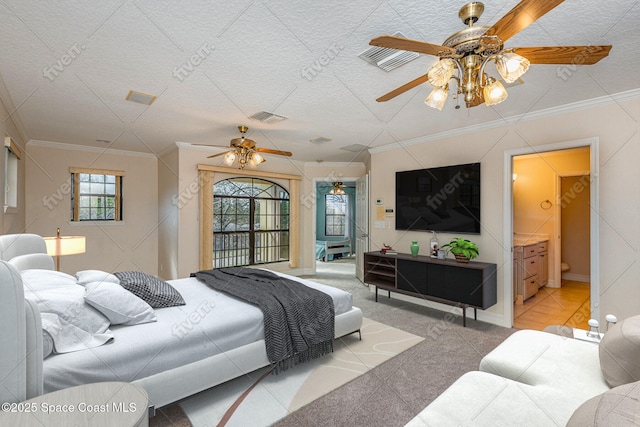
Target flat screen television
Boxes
[396,162,481,234]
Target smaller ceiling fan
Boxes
[203,125,292,169]
[329,181,355,195]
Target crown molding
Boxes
[370,88,640,154]
[303,161,366,168]
[27,139,157,159]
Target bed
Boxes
[315,239,352,262]
[0,234,363,414]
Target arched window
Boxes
[212,177,289,267]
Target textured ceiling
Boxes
[0,0,637,163]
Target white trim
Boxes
[504,137,599,328]
[157,142,179,158]
[371,89,640,154]
[304,161,367,168]
[312,176,362,275]
[27,139,157,159]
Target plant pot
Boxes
[453,253,470,263]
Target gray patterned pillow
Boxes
[114,271,185,308]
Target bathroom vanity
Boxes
[513,237,549,304]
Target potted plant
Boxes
[442,238,479,263]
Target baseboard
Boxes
[562,273,590,282]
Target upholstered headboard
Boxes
[0,261,43,403]
[0,234,54,271]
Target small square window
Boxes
[70,168,124,221]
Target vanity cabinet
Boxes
[514,239,549,304]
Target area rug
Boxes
[179,318,424,427]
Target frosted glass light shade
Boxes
[248,152,264,167]
[483,79,508,106]
[424,86,449,110]
[223,151,236,166]
[427,59,455,87]
[495,52,530,83]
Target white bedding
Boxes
[42,271,353,393]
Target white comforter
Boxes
[42,272,353,393]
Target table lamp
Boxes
[44,228,86,271]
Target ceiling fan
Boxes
[370,0,612,109]
[204,125,292,169]
[329,181,355,195]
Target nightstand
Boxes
[1,382,148,426]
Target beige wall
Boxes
[157,144,366,279]
[370,97,640,326]
[25,143,158,275]
[157,147,180,280]
[0,97,26,234]
[513,147,590,286]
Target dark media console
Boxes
[363,251,497,326]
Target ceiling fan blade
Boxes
[513,45,612,64]
[376,74,429,102]
[369,35,454,56]
[255,148,292,157]
[485,0,565,43]
[206,151,230,159]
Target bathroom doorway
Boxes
[510,145,594,330]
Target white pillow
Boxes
[21,269,78,292]
[25,284,110,335]
[84,281,157,326]
[76,270,120,285]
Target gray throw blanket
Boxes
[193,267,335,372]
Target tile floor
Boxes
[514,280,591,331]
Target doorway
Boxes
[313,177,364,278]
[503,138,599,329]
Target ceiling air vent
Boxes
[310,137,332,144]
[125,90,156,105]
[249,111,287,123]
[358,31,420,72]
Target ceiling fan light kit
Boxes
[370,0,612,110]
[329,182,346,195]
[424,85,449,110]
[204,125,291,169]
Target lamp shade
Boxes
[248,152,264,167]
[44,236,86,256]
[495,52,530,83]
[424,86,449,110]
[223,151,237,166]
[427,59,455,88]
[483,78,508,106]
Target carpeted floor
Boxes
[150,259,516,427]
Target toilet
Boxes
[561,262,570,272]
